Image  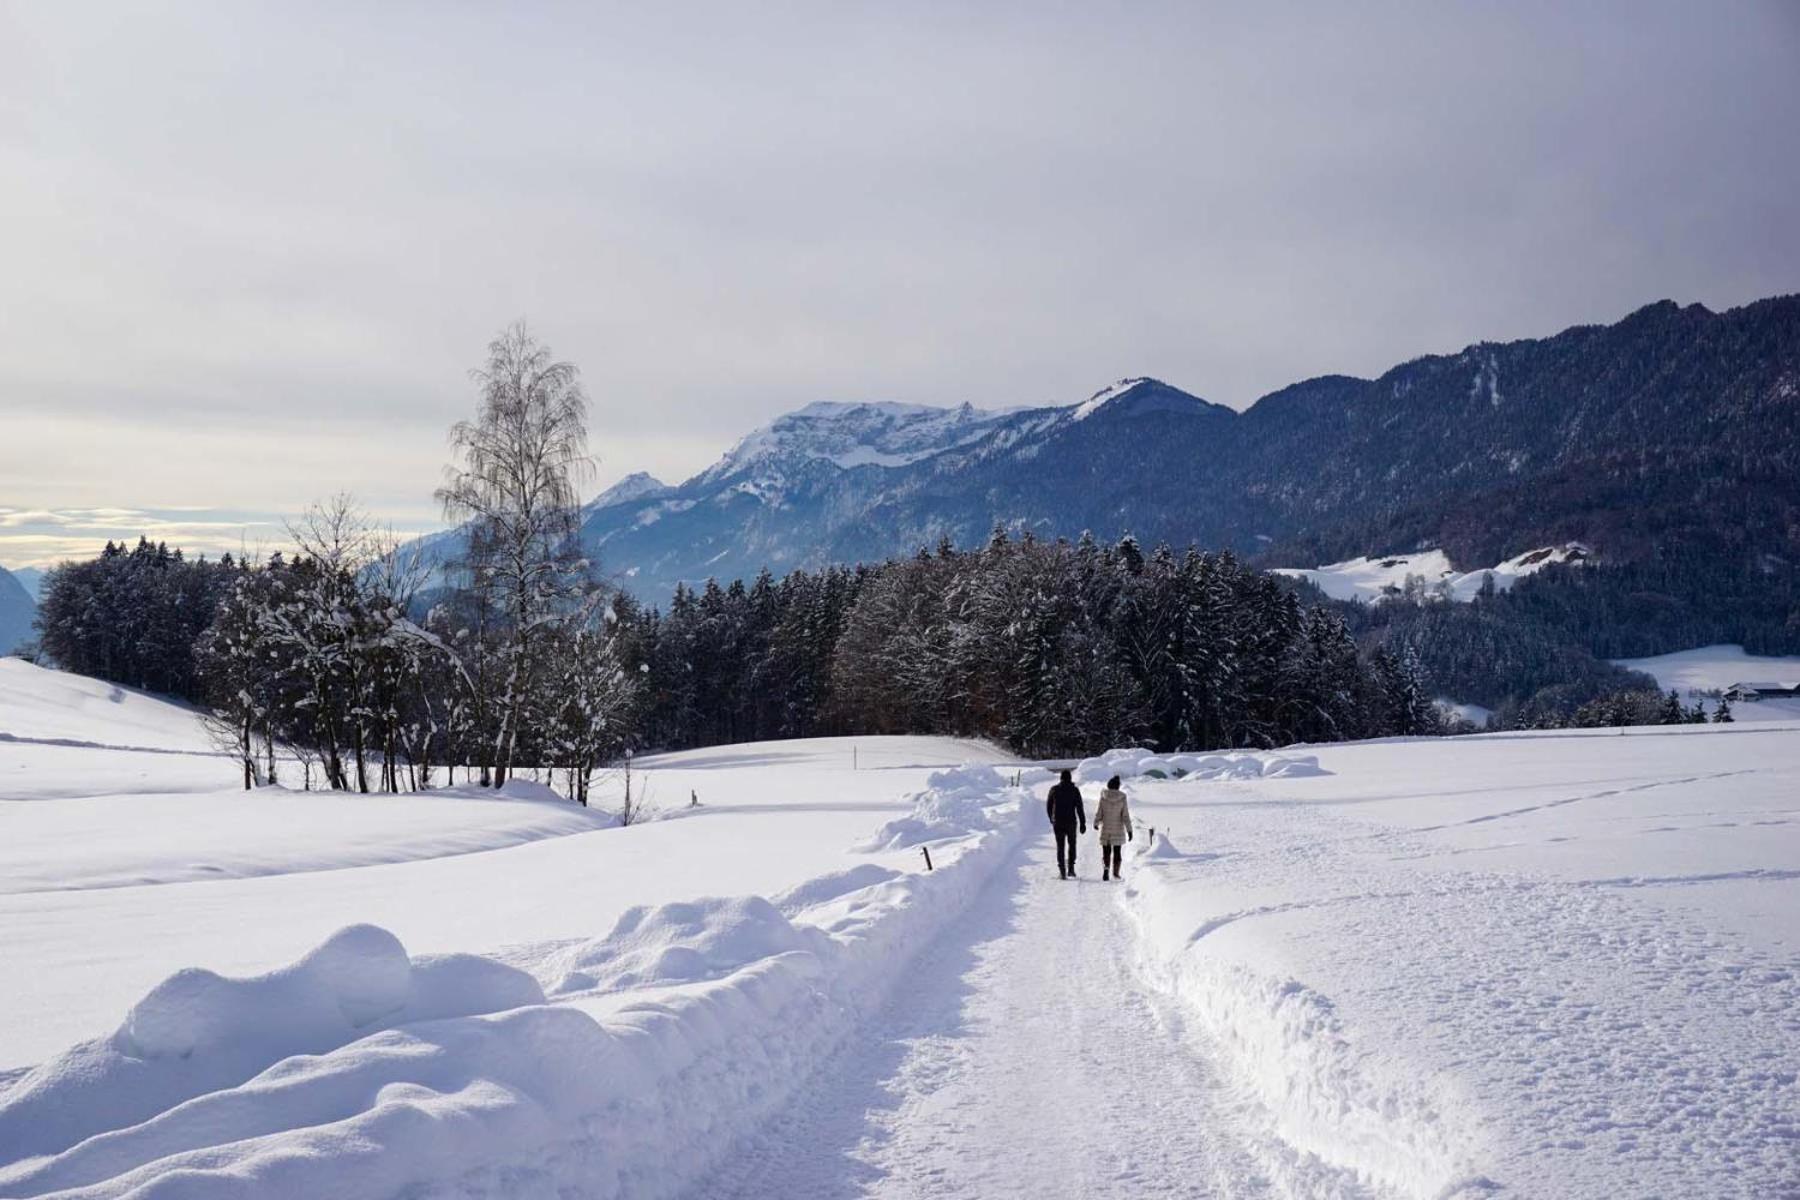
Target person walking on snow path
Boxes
[1046,769,1086,879]
[1094,775,1133,881]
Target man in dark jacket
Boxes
[1046,769,1087,879]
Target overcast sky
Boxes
[2,1,1797,567]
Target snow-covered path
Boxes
[692,833,1303,1200]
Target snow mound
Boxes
[773,863,902,914]
[0,924,543,1164]
[1073,748,1329,783]
[1193,752,1326,780]
[1071,747,1154,782]
[121,924,412,1059]
[546,896,832,995]
[1133,831,1186,861]
[857,764,1014,850]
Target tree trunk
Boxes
[353,723,369,794]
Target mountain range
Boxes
[428,294,1800,607]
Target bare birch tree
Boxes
[437,322,596,787]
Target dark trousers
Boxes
[1055,825,1079,875]
[1102,844,1122,877]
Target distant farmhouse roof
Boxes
[1723,681,1800,700]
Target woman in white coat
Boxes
[1094,774,1133,881]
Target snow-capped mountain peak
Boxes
[692,400,1014,488]
[589,471,670,510]
[1072,378,1154,420]
[1069,377,1217,422]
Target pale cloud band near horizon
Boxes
[0,505,439,571]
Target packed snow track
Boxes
[690,836,1313,1200]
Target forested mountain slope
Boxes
[556,295,1798,604]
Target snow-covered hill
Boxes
[0,659,212,754]
[1271,542,1590,604]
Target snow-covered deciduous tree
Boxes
[437,323,599,787]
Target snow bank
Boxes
[546,896,832,995]
[0,925,544,1166]
[1071,747,1328,784]
[0,771,1032,1200]
[1120,845,1488,1198]
[771,863,900,913]
[855,763,1013,850]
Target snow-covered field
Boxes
[1617,643,1800,722]
[2,660,1797,1198]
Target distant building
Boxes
[1723,681,1800,702]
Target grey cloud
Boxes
[1,1,1796,544]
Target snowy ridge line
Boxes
[0,732,227,760]
[1278,722,1800,753]
[1117,833,1494,1200]
[0,766,1032,1200]
[1,780,614,897]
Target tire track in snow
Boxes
[1411,769,1761,832]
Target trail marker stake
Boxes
[921,846,934,871]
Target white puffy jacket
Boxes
[1094,787,1133,846]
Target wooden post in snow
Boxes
[921,846,933,871]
